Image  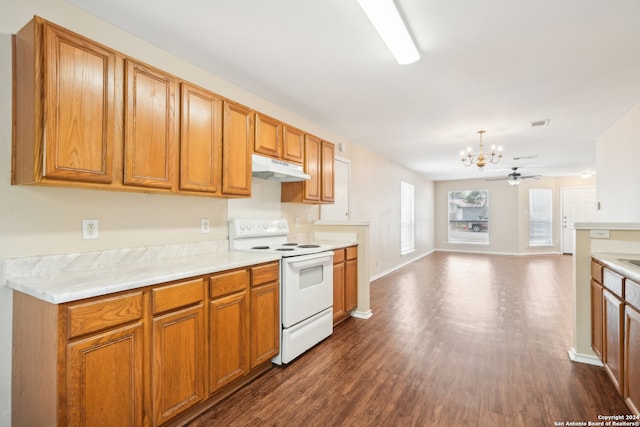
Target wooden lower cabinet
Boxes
[209,268,251,392]
[603,288,625,394]
[250,262,280,367]
[13,263,281,426]
[209,290,250,391]
[625,305,640,415]
[591,279,604,359]
[345,247,358,313]
[333,246,358,325]
[151,277,206,425]
[67,322,144,427]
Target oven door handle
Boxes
[286,254,333,271]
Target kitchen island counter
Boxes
[592,252,640,285]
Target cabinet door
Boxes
[333,261,346,324]
[345,257,358,313]
[625,305,640,415]
[124,59,177,189]
[152,304,206,425]
[282,125,304,164]
[67,323,143,427]
[251,282,280,367]
[254,113,282,159]
[321,140,335,203]
[43,23,115,183]
[603,289,624,394]
[209,290,250,391]
[179,82,222,193]
[591,279,604,359]
[303,134,321,201]
[222,101,253,196]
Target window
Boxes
[400,181,415,254]
[448,190,489,244]
[529,188,552,246]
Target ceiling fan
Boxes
[486,167,542,186]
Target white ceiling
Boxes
[67,0,640,181]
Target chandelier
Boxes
[460,130,503,171]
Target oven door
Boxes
[281,251,334,328]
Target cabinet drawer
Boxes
[591,259,603,284]
[604,268,624,298]
[251,262,279,287]
[627,279,640,311]
[67,292,143,339]
[210,269,249,298]
[346,246,358,260]
[152,278,204,314]
[333,248,345,264]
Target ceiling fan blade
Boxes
[521,175,542,179]
[485,177,507,181]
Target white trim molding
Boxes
[567,347,604,367]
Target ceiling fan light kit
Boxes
[486,167,542,185]
[460,130,503,171]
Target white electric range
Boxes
[229,219,334,365]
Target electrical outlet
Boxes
[82,219,99,240]
[201,218,210,234]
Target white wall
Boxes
[281,142,436,280]
[595,103,640,221]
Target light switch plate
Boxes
[590,229,610,239]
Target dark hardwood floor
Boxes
[188,252,630,426]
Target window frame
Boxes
[447,189,490,245]
[528,188,553,247]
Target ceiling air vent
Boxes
[531,119,550,127]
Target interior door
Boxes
[561,187,596,254]
[320,157,350,221]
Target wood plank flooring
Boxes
[188,252,630,426]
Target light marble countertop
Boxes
[592,252,640,284]
[4,239,358,305]
[6,250,280,304]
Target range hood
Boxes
[251,154,310,182]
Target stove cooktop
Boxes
[251,243,322,251]
[229,219,332,256]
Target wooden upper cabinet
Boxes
[13,17,116,185]
[321,140,335,203]
[254,112,282,159]
[124,59,177,190]
[222,100,253,196]
[179,82,222,194]
[282,125,305,165]
[281,134,335,204]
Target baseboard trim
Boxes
[435,248,563,256]
[369,250,434,282]
[567,347,604,366]
[351,309,373,320]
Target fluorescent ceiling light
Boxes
[357,0,420,65]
